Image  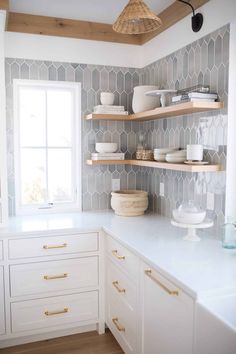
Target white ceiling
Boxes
[9,0,175,24]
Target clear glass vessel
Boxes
[222,218,236,249]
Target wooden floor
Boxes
[0,330,124,354]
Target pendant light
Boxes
[113,0,162,35]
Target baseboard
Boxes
[0,324,97,348]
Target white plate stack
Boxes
[93,105,128,115]
[91,153,125,161]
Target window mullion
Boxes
[45,90,50,205]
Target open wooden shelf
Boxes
[86,101,224,122]
[86,159,222,173]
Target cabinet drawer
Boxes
[106,236,139,281]
[10,257,98,297]
[0,241,2,260]
[9,233,98,259]
[11,291,98,333]
[107,292,136,354]
[106,257,136,311]
[0,267,5,335]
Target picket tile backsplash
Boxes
[5,24,229,235]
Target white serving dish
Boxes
[132,85,160,113]
[145,89,177,107]
[100,92,115,105]
[111,190,148,217]
[166,155,186,163]
[172,209,206,224]
[95,143,118,153]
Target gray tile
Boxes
[208,39,215,70]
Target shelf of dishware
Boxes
[85,101,224,122]
[86,159,222,173]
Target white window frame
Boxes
[13,79,82,215]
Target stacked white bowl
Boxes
[165,149,187,163]
[153,148,178,162]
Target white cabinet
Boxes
[11,291,98,333]
[105,236,139,354]
[0,230,103,347]
[10,257,98,297]
[0,267,5,335]
[9,233,98,259]
[141,264,194,354]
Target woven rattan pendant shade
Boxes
[113,0,162,35]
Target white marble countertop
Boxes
[1,211,236,299]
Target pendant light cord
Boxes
[177,0,195,16]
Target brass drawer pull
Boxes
[45,308,68,316]
[43,243,67,250]
[112,250,125,260]
[44,273,68,280]
[112,281,126,293]
[145,270,179,296]
[112,317,125,332]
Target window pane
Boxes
[48,149,73,202]
[19,88,46,147]
[47,90,72,147]
[20,148,47,205]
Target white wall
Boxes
[225,21,236,219]
[141,0,236,67]
[4,32,142,68]
[0,10,8,225]
[4,0,236,68]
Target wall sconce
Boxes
[178,0,204,32]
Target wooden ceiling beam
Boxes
[6,0,209,45]
[0,0,9,11]
[0,0,9,28]
[7,12,141,45]
[140,0,209,44]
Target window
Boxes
[14,80,81,214]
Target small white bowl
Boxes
[95,143,118,153]
[100,92,115,105]
[172,209,206,224]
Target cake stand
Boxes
[171,219,214,241]
[145,89,177,107]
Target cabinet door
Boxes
[0,267,5,335]
[141,264,194,354]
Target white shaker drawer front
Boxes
[9,233,98,259]
[10,257,98,297]
[0,241,3,260]
[107,258,136,311]
[0,267,5,335]
[106,237,139,281]
[11,291,98,333]
[107,293,136,354]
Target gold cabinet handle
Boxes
[44,273,68,280]
[43,243,67,250]
[112,317,125,332]
[145,270,179,296]
[112,250,125,260]
[112,281,126,293]
[45,308,68,316]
